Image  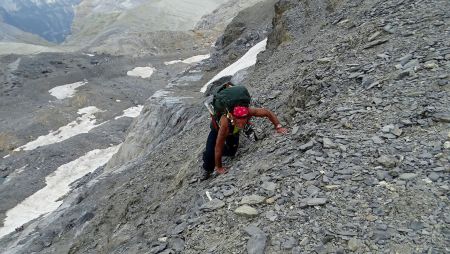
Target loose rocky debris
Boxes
[174,0,449,253]
[1,0,448,253]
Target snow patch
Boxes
[8,58,21,71]
[200,39,267,93]
[164,60,182,65]
[48,81,87,100]
[183,54,210,64]
[150,90,192,104]
[164,54,210,65]
[151,90,172,98]
[114,105,143,120]
[127,66,156,79]
[14,106,105,151]
[0,145,121,239]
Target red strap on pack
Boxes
[210,115,219,130]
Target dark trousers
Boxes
[202,128,239,172]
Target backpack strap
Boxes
[210,115,219,130]
[210,114,237,136]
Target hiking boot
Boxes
[200,170,212,181]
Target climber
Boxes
[201,82,288,180]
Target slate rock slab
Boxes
[200,199,225,212]
[244,225,267,254]
[240,195,266,205]
[302,198,328,206]
[235,205,259,217]
[377,155,397,168]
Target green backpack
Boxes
[207,84,257,140]
[212,85,251,117]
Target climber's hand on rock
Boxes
[276,125,288,134]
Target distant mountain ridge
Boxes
[0,0,265,56]
[65,0,230,55]
[0,0,80,43]
[0,21,51,45]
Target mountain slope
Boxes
[0,0,80,43]
[0,20,65,55]
[195,0,269,31]
[0,21,51,45]
[64,0,448,252]
[65,0,229,55]
[0,0,448,253]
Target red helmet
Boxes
[232,106,249,118]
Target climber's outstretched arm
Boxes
[249,108,288,134]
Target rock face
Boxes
[105,90,202,170]
[195,0,270,31]
[1,0,449,253]
[202,0,277,72]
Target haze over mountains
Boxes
[0,0,80,43]
[66,0,230,55]
[0,0,267,56]
[0,22,51,45]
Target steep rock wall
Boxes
[106,91,203,170]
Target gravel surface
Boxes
[0,0,448,253]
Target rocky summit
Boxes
[0,0,449,253]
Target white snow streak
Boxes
[182,54,210,64]
[164,54,210,65]
[127,66,156,79]
[151,90,172,98]
[150,90,192,104]
[0,145,121,238]
[114,105,143,120]
[200,38,267,93]
[48,81,87,100]
[14,106,105,151]
[164,60,183,65]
